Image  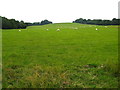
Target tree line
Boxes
[1,16,120,29]
[0,16,52,29]
[1,16,27,29]
[73,18,120,25]
[25,20,52,26]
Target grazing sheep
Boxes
[46,29,49,31]
[56,29,60,31]
[96,28,98,30]
[19,30,21,32]
[74,27,78,30]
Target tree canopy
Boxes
[1,16,27,29]
[1,16,119,30]
[0,16,53,29]
[73,18,120,25]
[40,20,52,25]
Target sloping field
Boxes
[2,23,118,88]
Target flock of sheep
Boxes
[18,26,108,32]
[46,28,60,31]
[44,26,108,31]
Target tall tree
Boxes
[41,20,52,25]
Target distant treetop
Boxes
[41,20,52,25]
[0,16,53,29]
[1,16,26,29]
[73,18,120,25]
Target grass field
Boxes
[2,23,118,88]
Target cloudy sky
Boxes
[0,0,119,23]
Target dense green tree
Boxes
[73,18,120,25]
[25,22,33,26]
[111,18,120,25]
[32,22,41,25]
[1,16,27,29]
[25,20,52,26]
[41,20,52,25]
[1,16,53,29]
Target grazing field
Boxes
[2,23,118,88]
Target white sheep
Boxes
[19,30,21,32]
[56,29,60,31]
[75,27,78,29]
[96,28,98,30]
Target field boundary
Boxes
[118,1,120,88]
[0,16,2,89]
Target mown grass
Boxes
[2,23,118,88]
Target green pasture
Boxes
[2,23,118,88]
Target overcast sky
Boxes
[0,0,119,23]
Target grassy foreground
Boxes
[2,23,118,88]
